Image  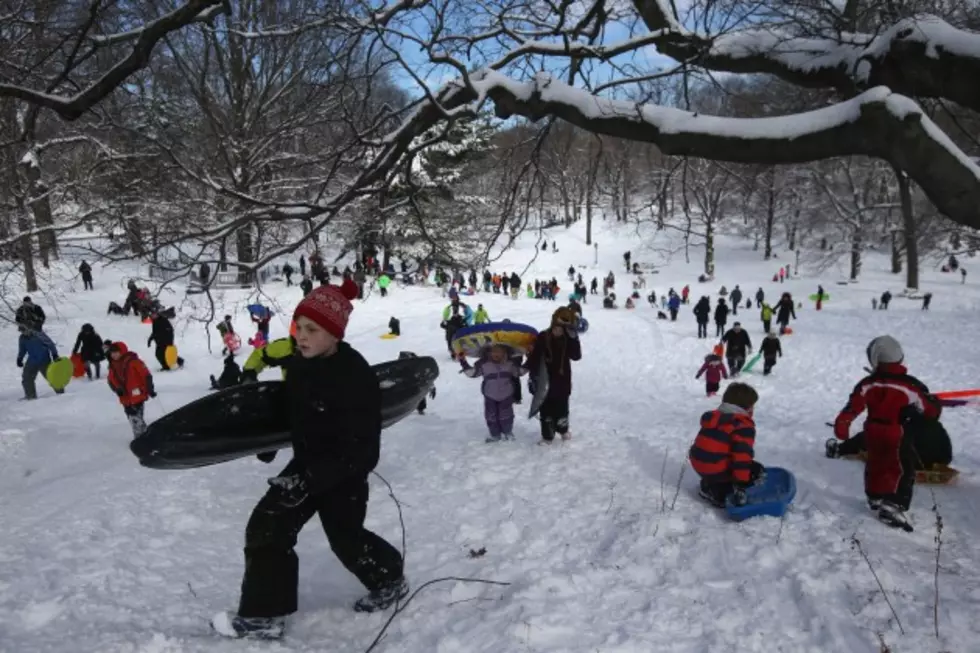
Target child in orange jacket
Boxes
[107,341,156,437]
[689,382,765,507]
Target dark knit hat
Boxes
[293,278,358,339]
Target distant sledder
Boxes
[440,298,473,360]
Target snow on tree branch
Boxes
[633,1,980,112]
[0,0,227,120]
[468,71,980,229]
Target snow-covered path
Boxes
[1,225,979,652]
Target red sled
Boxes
[71,353,86,378]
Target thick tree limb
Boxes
[473,71,980,229]
[0,0,226,120]
[633,2,980,112]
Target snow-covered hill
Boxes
[1,220,978,653]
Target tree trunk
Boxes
[788,220,798,251]
[894,167,919,290]
[16,202,38,292]
[890,230,902,274]
[219,237,228,271]
[764,172,775,260]
[236,228,255,284]
[849,229,862,281]
[704,217,715,277]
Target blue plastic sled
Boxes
[725,467,796,521]
[576,316,589,334]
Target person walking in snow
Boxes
[879,290,892,310]
[79,260,94,290]
[72,323,105,380]
[147,310,184,371]
[721,322,752,376]
[829,336,941,532]
[524,307,582,444]
[693,296,711,338]
[755,287,764,306]
[107,341,155,437]
[509,272,521,299]
[760,302,773,334]
[211,280,407,639]
[16,325,61,399]
[815,285,825,311]
[729,285,743,316]
[681,285,690,304]
[623,251,631,272]
[282,263,294,287]
[15,296,46,331]
[567,265,575,282]
[775,293,795,334]
[713,298,730,338]
[961,268,967,284]
[668,291,681,321]
[460,344,526,442]
[300,275,313,297]
[474,304,490,324]
[695,353,728,397]
[760,331,782,375]
[922,293,932,310]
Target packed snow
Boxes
[1,222,979,653]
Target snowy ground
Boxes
[1,221,978,653]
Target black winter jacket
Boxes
[73,329,105,361]
[148,316,175,347]
[284,342,381,495]
[761,336,782,359]
[722,328,752,357]
[693,299,711,322]
[714,303,730,324]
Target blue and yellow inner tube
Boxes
[451,321,538,358]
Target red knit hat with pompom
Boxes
[293,278,359,339]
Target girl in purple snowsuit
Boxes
[461,344,526,442]
[695,353,728,397]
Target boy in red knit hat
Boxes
[212,277,408,640]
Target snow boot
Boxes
[877,502,913,532]
[560,431,572,441]
[867,498,882,511]
[354,577,409,613]
[210,612,285,640]
[697,486,726,508]
[537,439,553,446]
[825,438,840,459]
[502,432,515,441]
[485,433,502,443]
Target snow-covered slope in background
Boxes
[1,221,978,653]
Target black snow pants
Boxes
[715,322,726,338]
[238,461,404,618]
[763,356,777,375]
[727,355,745,376]
[124,402,147,437]
[697,321,708,339]
[539,395,570,441]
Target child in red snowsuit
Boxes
[107,342,155,438]
[695,353,728,397]
[831,335,940,531]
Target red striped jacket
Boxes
[689,404,756,485]
[833,363,940,441]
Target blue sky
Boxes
[387,9,678,98]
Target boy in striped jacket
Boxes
[689,383,765,507]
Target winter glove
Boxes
[833,415,851,440]
[16,359,23,368]
[267,473,309,507]
[240,368,259,384]
[429,386,437,400]
[148,389,157,398]
[564,325,578,339]
[147,338,153,348]
[730,488,748,507]
[439,320,447,329]
[256,451,277,464]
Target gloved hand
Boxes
[730,488,748,507]
[439,321,447,329]
[16,360,23,368]
[268,473,309,507]
[833,415,851,440]
[241,369,259,384]
[564,325,578,339]
[256,451,277,463]
[148,389,157,398]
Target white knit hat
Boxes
[866,335,904,367]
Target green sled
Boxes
[46,357,74,391]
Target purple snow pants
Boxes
[484,397,515,437]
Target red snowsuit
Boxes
[108,342,154,407]
[833,363,940,509]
